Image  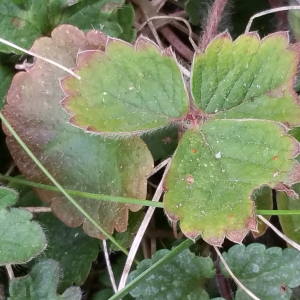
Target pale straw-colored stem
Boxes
[117,160,171,291]
[245,6,300,33]
[138,16,198,51]
[258,215,300,251]
[103,240,118,293]
[0,37,81,80]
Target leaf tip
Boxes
[135,35,161,53]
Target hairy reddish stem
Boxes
[211,247,233,300]
[199,0,228,51]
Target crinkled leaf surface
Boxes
[8,260,81,300]
[6,183,95,292]
[0,0,135,53]
[192,32,300,124]
[34,213,99,292]
[2,25,153,239]
[220,243,300,300]
[0,187,46,265]
[164,32,300,245]
[277,182,300,245]
[61,36,189,134]
[127,248,215,300]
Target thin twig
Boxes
[5,265,14,280]
[103,240,118,293]
[0,38,81,80]
[117,160,171,291]
[178,64,191,78]
[245,6,300,33]
[4,164,15,176]
[22,207,52,213]
[147,158,170,178]
[258,215,300,251]
[138,16,198,51]
[137,1,163,49]
[214,246,261,300]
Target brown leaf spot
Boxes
[274,183,299,198]
[162,136,173,144]
[287,163,300,185]
[226,228,249,243]
[186,174,194,185]
[280,284,287,293]
[11,17,25,29]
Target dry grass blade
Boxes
[103,240,117,293]
[257,215,300,251]
[117,160,171,291]
[5,265,14,280]
[22,207,52,213]
[138,16,198,51]
[245,6,300,33]
[0,37,81,80]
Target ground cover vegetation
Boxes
[1,0,300,299]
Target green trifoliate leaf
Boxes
[164,31,300,245]
[220,243,300,300]
[164,120,300,245]
[191,31,300,125]
[127,248,215,300]
[8,260,82,300]
[61,36,189,135]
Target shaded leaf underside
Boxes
[61,36,189,134]
[164,120,300,245]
